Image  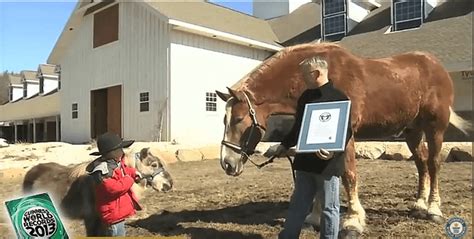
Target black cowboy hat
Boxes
[90,132,134,156]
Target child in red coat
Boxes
[86,132,142,236]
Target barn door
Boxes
[91,85,122,139]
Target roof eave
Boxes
[169,19,282,52]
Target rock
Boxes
[381,142,412,160]
[0,138,8,148]
[176,149,203,162]
[355,142,386,159]
[199,145,220,160]
[445,147,473,162]
[152,150,178,165]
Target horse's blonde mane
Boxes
[233,42,341,92]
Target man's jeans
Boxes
[279,170,340,239]
[105,220,126,237]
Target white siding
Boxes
[59,3,170,143]
[347,0,370,33]
[11,87,22,102]
[43,78,58,94]
[170,30,271,146]
[26,83,39,98]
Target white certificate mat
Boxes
[306,108,340,144]
[296,100,351,153]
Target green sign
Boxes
[4,192,69,239]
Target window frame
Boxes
[205,92,217,112]
[139,92,150,112]
[72,103,78,119]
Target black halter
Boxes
[220,91,265,167]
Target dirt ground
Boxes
[0,157,472,238]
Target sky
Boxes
[0,0,253,73]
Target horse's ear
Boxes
[216,90,231,102]
[139,147,149,160]
[226,87,242,102]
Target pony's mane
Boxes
[68,151,137,179]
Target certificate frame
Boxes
[296,100,351,153]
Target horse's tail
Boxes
[449,107,472,135]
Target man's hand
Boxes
[263,144,288,158]
[315,148,334,160]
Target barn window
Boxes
[205,92,217,112]
[140,92,149,112]
[93,4,119,48]
[322,0,347,42]
[72,103,78,119]
[9,87,13,101]
[392,0,423,32]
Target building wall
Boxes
[169,30,271,146]
[59,2,170,143]
[450,71,473,112]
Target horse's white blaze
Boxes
[222,98,237,165]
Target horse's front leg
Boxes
[304,193,322,231]
[340,138,366,237]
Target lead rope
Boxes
[256,154,295,184]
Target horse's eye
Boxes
[151,163,158,168]
[233,117,244,124]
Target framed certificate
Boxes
[296,100,351,153]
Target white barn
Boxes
[48,1,282,145]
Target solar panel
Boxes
[324,14,346,35]
[394,0,422,22]
[393,0,423,31]
[324,0,346,16]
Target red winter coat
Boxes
[94,158,141,225]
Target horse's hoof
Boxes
[428,214,444,224]
[339,228,361,239]
[410,209,427,219]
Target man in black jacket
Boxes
[264,56,352,239]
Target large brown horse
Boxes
[216,43,471,236]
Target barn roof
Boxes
[38,64,58,77]
[21,70,38,82]
[7,74,22,85]
[0,92,59,122]
[267,2,321,46]
[338,0,473,72]
[147,1,280,48]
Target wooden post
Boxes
[32,118,36,143]
[43,119,47,142]
[55,115,60,141]
[14,121,17,143]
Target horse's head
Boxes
[216,88,267,176]
[132,148,173,192]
